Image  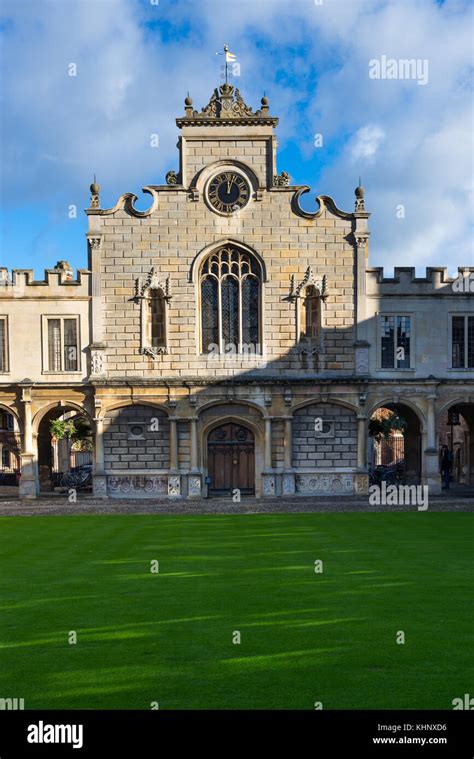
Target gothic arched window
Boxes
[200,246,261,354]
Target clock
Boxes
[206,172,250,214]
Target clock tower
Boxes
[172,83,286,199]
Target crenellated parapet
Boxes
[366,266,474,296]
[0,267,91,297]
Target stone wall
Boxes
[103,406,169,470]
[292,403,357,468]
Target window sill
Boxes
[41,371,83,375]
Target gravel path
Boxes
[0,494,472,516]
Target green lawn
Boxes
[0,513,472,710]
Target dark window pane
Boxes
[0,320,5,372]
[303,286,319,340]
[452,316,465,368]
[396,316,410,368]
[63,319,78,371]
[242,276,259,349]
[48,319,61,371]
[468,316,474,368]
[381,316,394,368]
[150,290,165,348]
[201,276,218,353]
[221,276,239,349]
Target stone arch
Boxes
[191,159,261,196]
[32,401,94,435]
[291,398,360,416]
[199,402,264,498]
[0,403,20,425]
[197,397,267,417]
[34,401,95,493]
[368,400,423,484]
[437,399,474,486]
[367,397,426,431]
[189,238,268,284]
[98,399,170,421]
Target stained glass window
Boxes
[242,276,259,346]
[200,246,261,354]
[201,276,219,353]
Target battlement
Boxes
[366,267,474,296]
[0,268,91,297]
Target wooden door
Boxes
[207,423,255,496]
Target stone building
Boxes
[0,83,473,499]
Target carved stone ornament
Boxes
[90,351,104,375]
[134,267,171,301]
[177,84,279,126]
[140,346,169,358]
[289,267,328,301]
[88,237,102,250]
[273,171,291,187]
[296,473,353,495]
[165,170,179,185]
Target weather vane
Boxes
[216,43,236,85]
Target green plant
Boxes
[49,416,92,451]
[368,412,407,442]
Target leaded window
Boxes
[0,317,8,372]
[452,315,474,368]
[148,289,166,349]
[45,316,79,372]
[301,285,320,341]
[380,315,411,369]
[200,246,261,354]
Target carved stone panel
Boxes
[108,475,168,497]
[295,473,354,495]
[168,475,181,497]
[188,475,202,496]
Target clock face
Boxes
[207,172,250,214]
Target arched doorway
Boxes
[36,407,93,492]
[438,402,474,488]
[207,422,255,496]
[368,403,422,485]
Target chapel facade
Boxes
[1,83,473,499]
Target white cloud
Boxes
[350,125,386,162]
[0,0,472,273]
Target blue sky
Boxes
[0,0,472,277]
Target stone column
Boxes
[357,415,367,469]
[262,417,275,497]
[188,417,201,497]
[19,387,37,499]
[355,414,368,495]
[168,416,180,497]
[92,417,107,498]
[190,418,198,471]
[424,394,441,495]
[282,416,295,495]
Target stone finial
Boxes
[355,182,365,211]
[90,176,100,209]
[184,93,193,117]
